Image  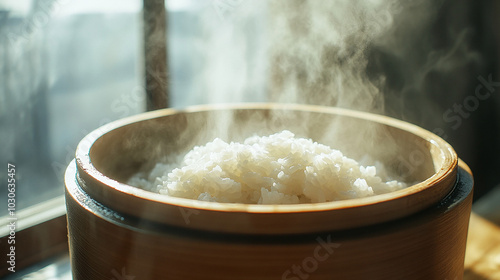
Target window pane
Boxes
[0,0,144,216]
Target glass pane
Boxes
[0,0,144,216]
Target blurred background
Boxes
[0,0,498,217]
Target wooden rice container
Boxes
[65,103,473,279]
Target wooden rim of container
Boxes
[72,103,458,234]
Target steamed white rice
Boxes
[128,130,406,204]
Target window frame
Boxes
[0,196,68,277]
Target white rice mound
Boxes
[128,130,406,204]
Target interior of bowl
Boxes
[75,103,457,233]
[90,105,439,185]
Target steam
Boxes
[179,0,409,165]
[133,0,481,180]
[193,0,405,113]
[189,1,269,104]
[268,0,398,113]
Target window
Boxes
[1,0,145,216]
